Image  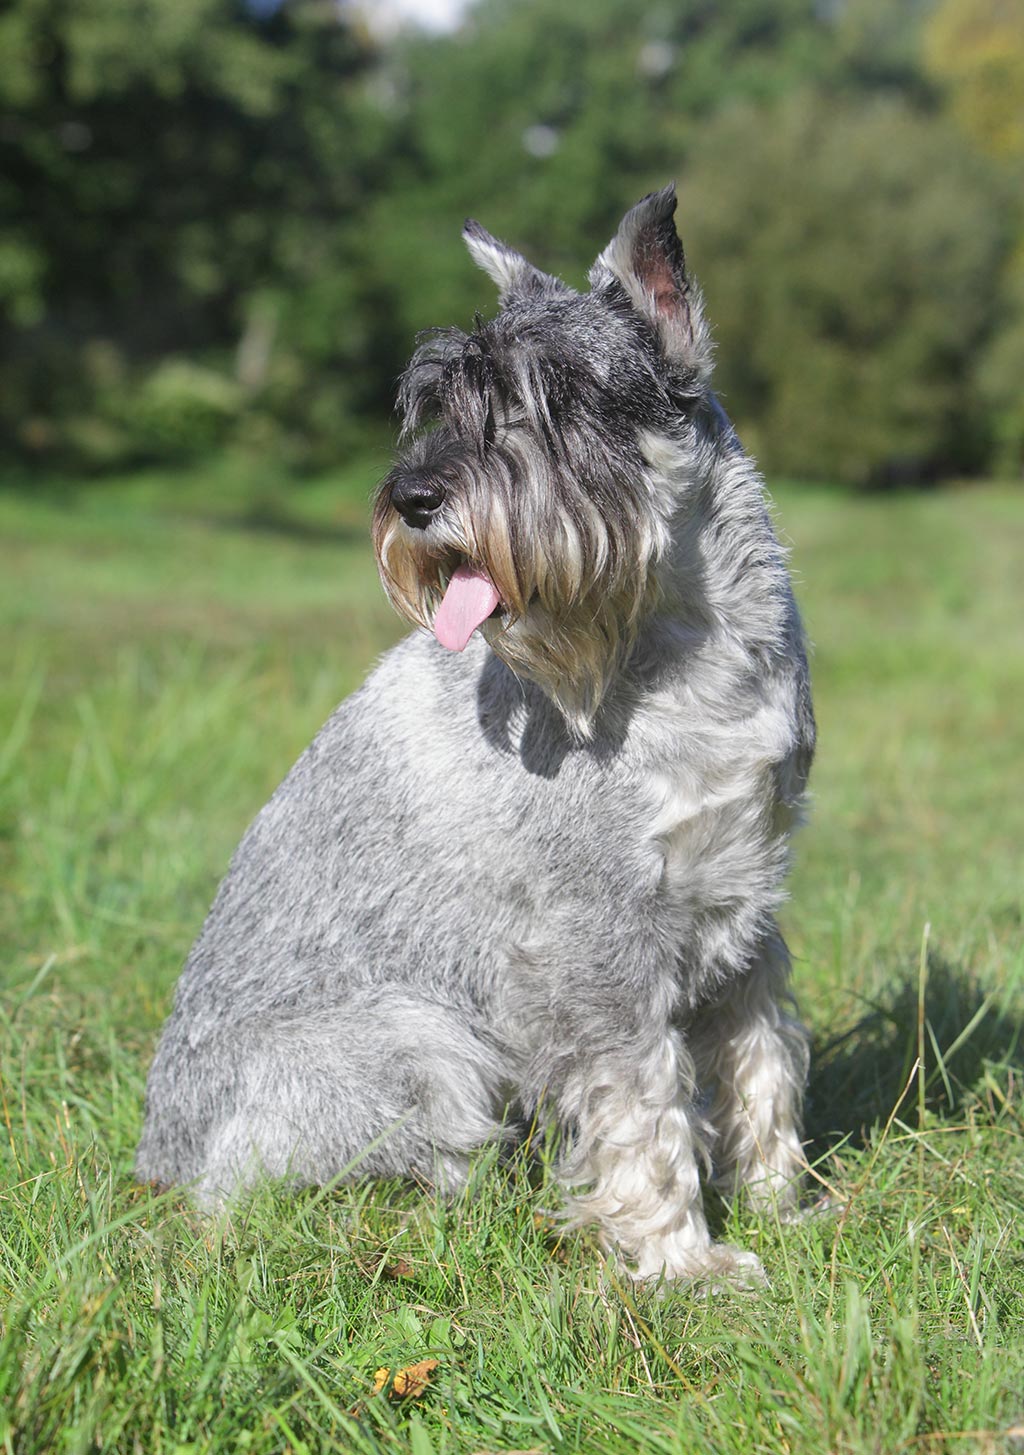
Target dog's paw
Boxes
[702,1243,766,1290]
[627,1239,766,1291]
[687,1243,766,1294]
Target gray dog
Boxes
[137,186,815,1285]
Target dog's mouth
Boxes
[434,563,502,652]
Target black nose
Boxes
[390,473,446,528]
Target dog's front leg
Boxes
[692,927,809,1214]
[554,1023,764,1286]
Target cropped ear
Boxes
[589,184,712,388]
[463,219,574,306]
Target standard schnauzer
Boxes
[137,186,815,1284]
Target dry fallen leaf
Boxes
[371,1358,438,1400]
[381,1256,416,1279]
[358,1250,417,1282]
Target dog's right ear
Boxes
[463,220,573,305]
[589,184,712,388]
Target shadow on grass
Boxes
[805,953,1022,1157]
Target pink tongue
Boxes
[434,566,501,652]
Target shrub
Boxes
[124,360,243,459]
[681,93,1008,484]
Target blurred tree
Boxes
[923,0,1024,160]
[825,0,938,98]
[0,0,1018,482]
[974,260,1024,476]
[924,0,1024,476]
[362,0,852,343]
[0,0,384,464]
[681,93,1007,485]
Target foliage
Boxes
[680,92,1005,484]
[974,266,1024,476]
[0,0,1022,481]
[0,0,386,467]
[360,0,948,360]
[923,0,1024,478]
[124,358,244,458]
[1,471,1023,1451]
[923,0,1024,160]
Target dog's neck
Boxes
[643,400,795,666]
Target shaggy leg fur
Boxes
[692,928,809,1212]
[558,1026,765,1285]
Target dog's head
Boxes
[372,184,714,736]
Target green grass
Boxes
[2,461,1023,1454]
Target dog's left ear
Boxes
[463,219,574,305]
[590,184,712,388]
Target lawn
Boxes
[1,461,1022,1454]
